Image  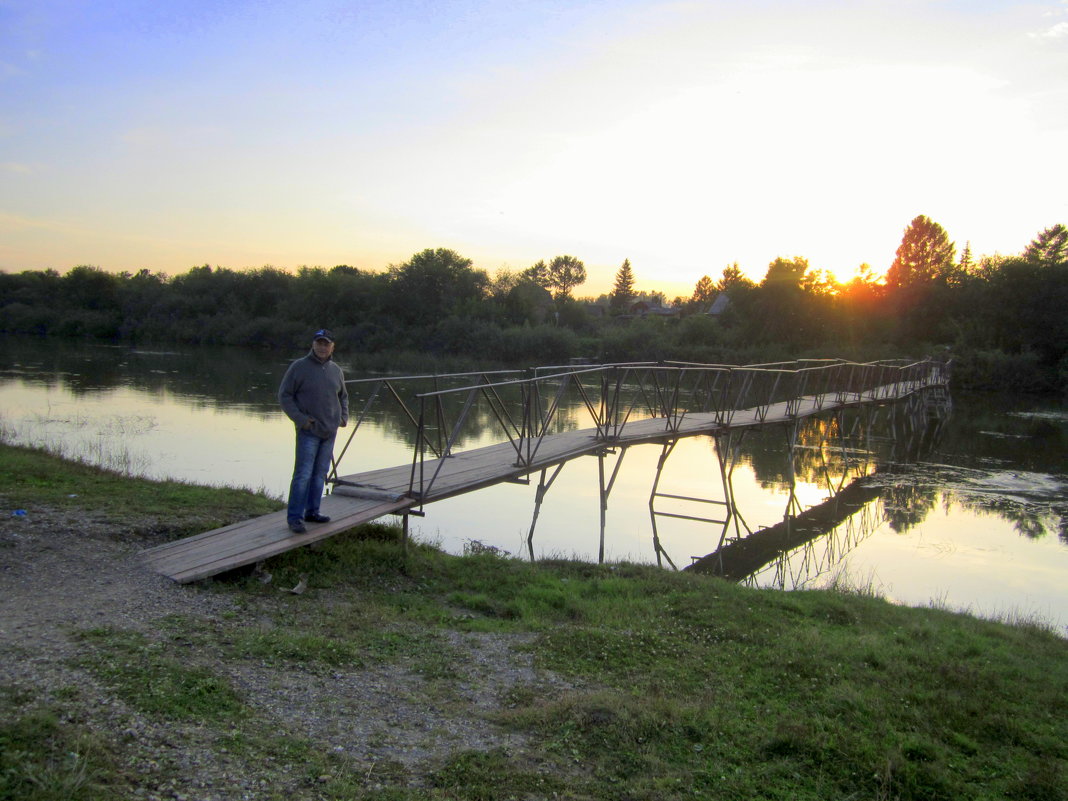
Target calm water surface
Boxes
[2,337,1065,634]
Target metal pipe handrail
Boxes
[336,358,951,502]
[344,368,522,385]
[413,365,608,399]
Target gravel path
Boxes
[0,508,572,799]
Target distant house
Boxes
[705,293,731,317]
[629,300,679,319]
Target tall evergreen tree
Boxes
[691,275,716,305]
[610,259,637,312]
[1023,224,1067,267]
[716,262,753,293]
[959,242,973,274]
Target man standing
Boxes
[278,329,348,534]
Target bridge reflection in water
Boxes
[523,382,950,587]
[682,404,947,588]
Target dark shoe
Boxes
[304,513,331,524]
[288,521,307,534]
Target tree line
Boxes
[1,216,1065,391]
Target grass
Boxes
[2,442,1067,800]
[0,706,118,801]
[0,440,280,537]
[71,627,246,721]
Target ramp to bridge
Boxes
[139,494,415,584]
[140,426,613,583]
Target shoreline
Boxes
[2,443,1066,800]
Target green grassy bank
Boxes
[1,443,1066,800]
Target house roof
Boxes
[706,293,731,315]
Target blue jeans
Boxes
[287,429,336,524]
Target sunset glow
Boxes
[2,0,1066,295]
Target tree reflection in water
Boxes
[683,397,952,587]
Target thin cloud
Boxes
[0,211,79,233]
[0,61,27,79]
[1030,21,1068,38]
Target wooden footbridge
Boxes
[140,358,951,583]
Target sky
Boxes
[2,0,1067,297]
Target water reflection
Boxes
[676,399,1066,588]
[682,404,942,587]
[1,336,1066,631]
[872,465,1067,543]
[0,337,286,414]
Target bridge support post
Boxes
[525,464,566,562]
[597,447,627,564]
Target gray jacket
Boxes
[278,351,349,440]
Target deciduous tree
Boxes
[761,256,808,290]
[387,248,488,325]
[546,254,587,298]
[886,215,956,289]
[522,260,551,288]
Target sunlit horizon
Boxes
[2,1,1066,298]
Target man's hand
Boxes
[302,417,316,430]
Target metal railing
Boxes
[329,368,522,484]
[330,358,951,503]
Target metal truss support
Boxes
[524,463,567,561]
[597,447,627,563]
[718,429,751,540]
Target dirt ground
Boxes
[0,507,571,799]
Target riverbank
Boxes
[1,443,1065,801]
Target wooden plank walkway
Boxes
[139,495,413,584]
[140,386,919,583]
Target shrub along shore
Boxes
[2,236,1066,394]
[1,442,1066,801]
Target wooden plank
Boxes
[142,495,409,567]
[141,494,414,582]
[164,505,406,583]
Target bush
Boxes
[0,301,58,335]
[598,318,675,362]
[951,348,1051,392]
[53,309,121,339]
[225,316,304,349]
[431,317,505,359]
[497,325,580,364]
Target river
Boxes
[1,336,1065,634]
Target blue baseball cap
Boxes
[313,329,335,343]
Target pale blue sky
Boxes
[2,0,1066,295]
